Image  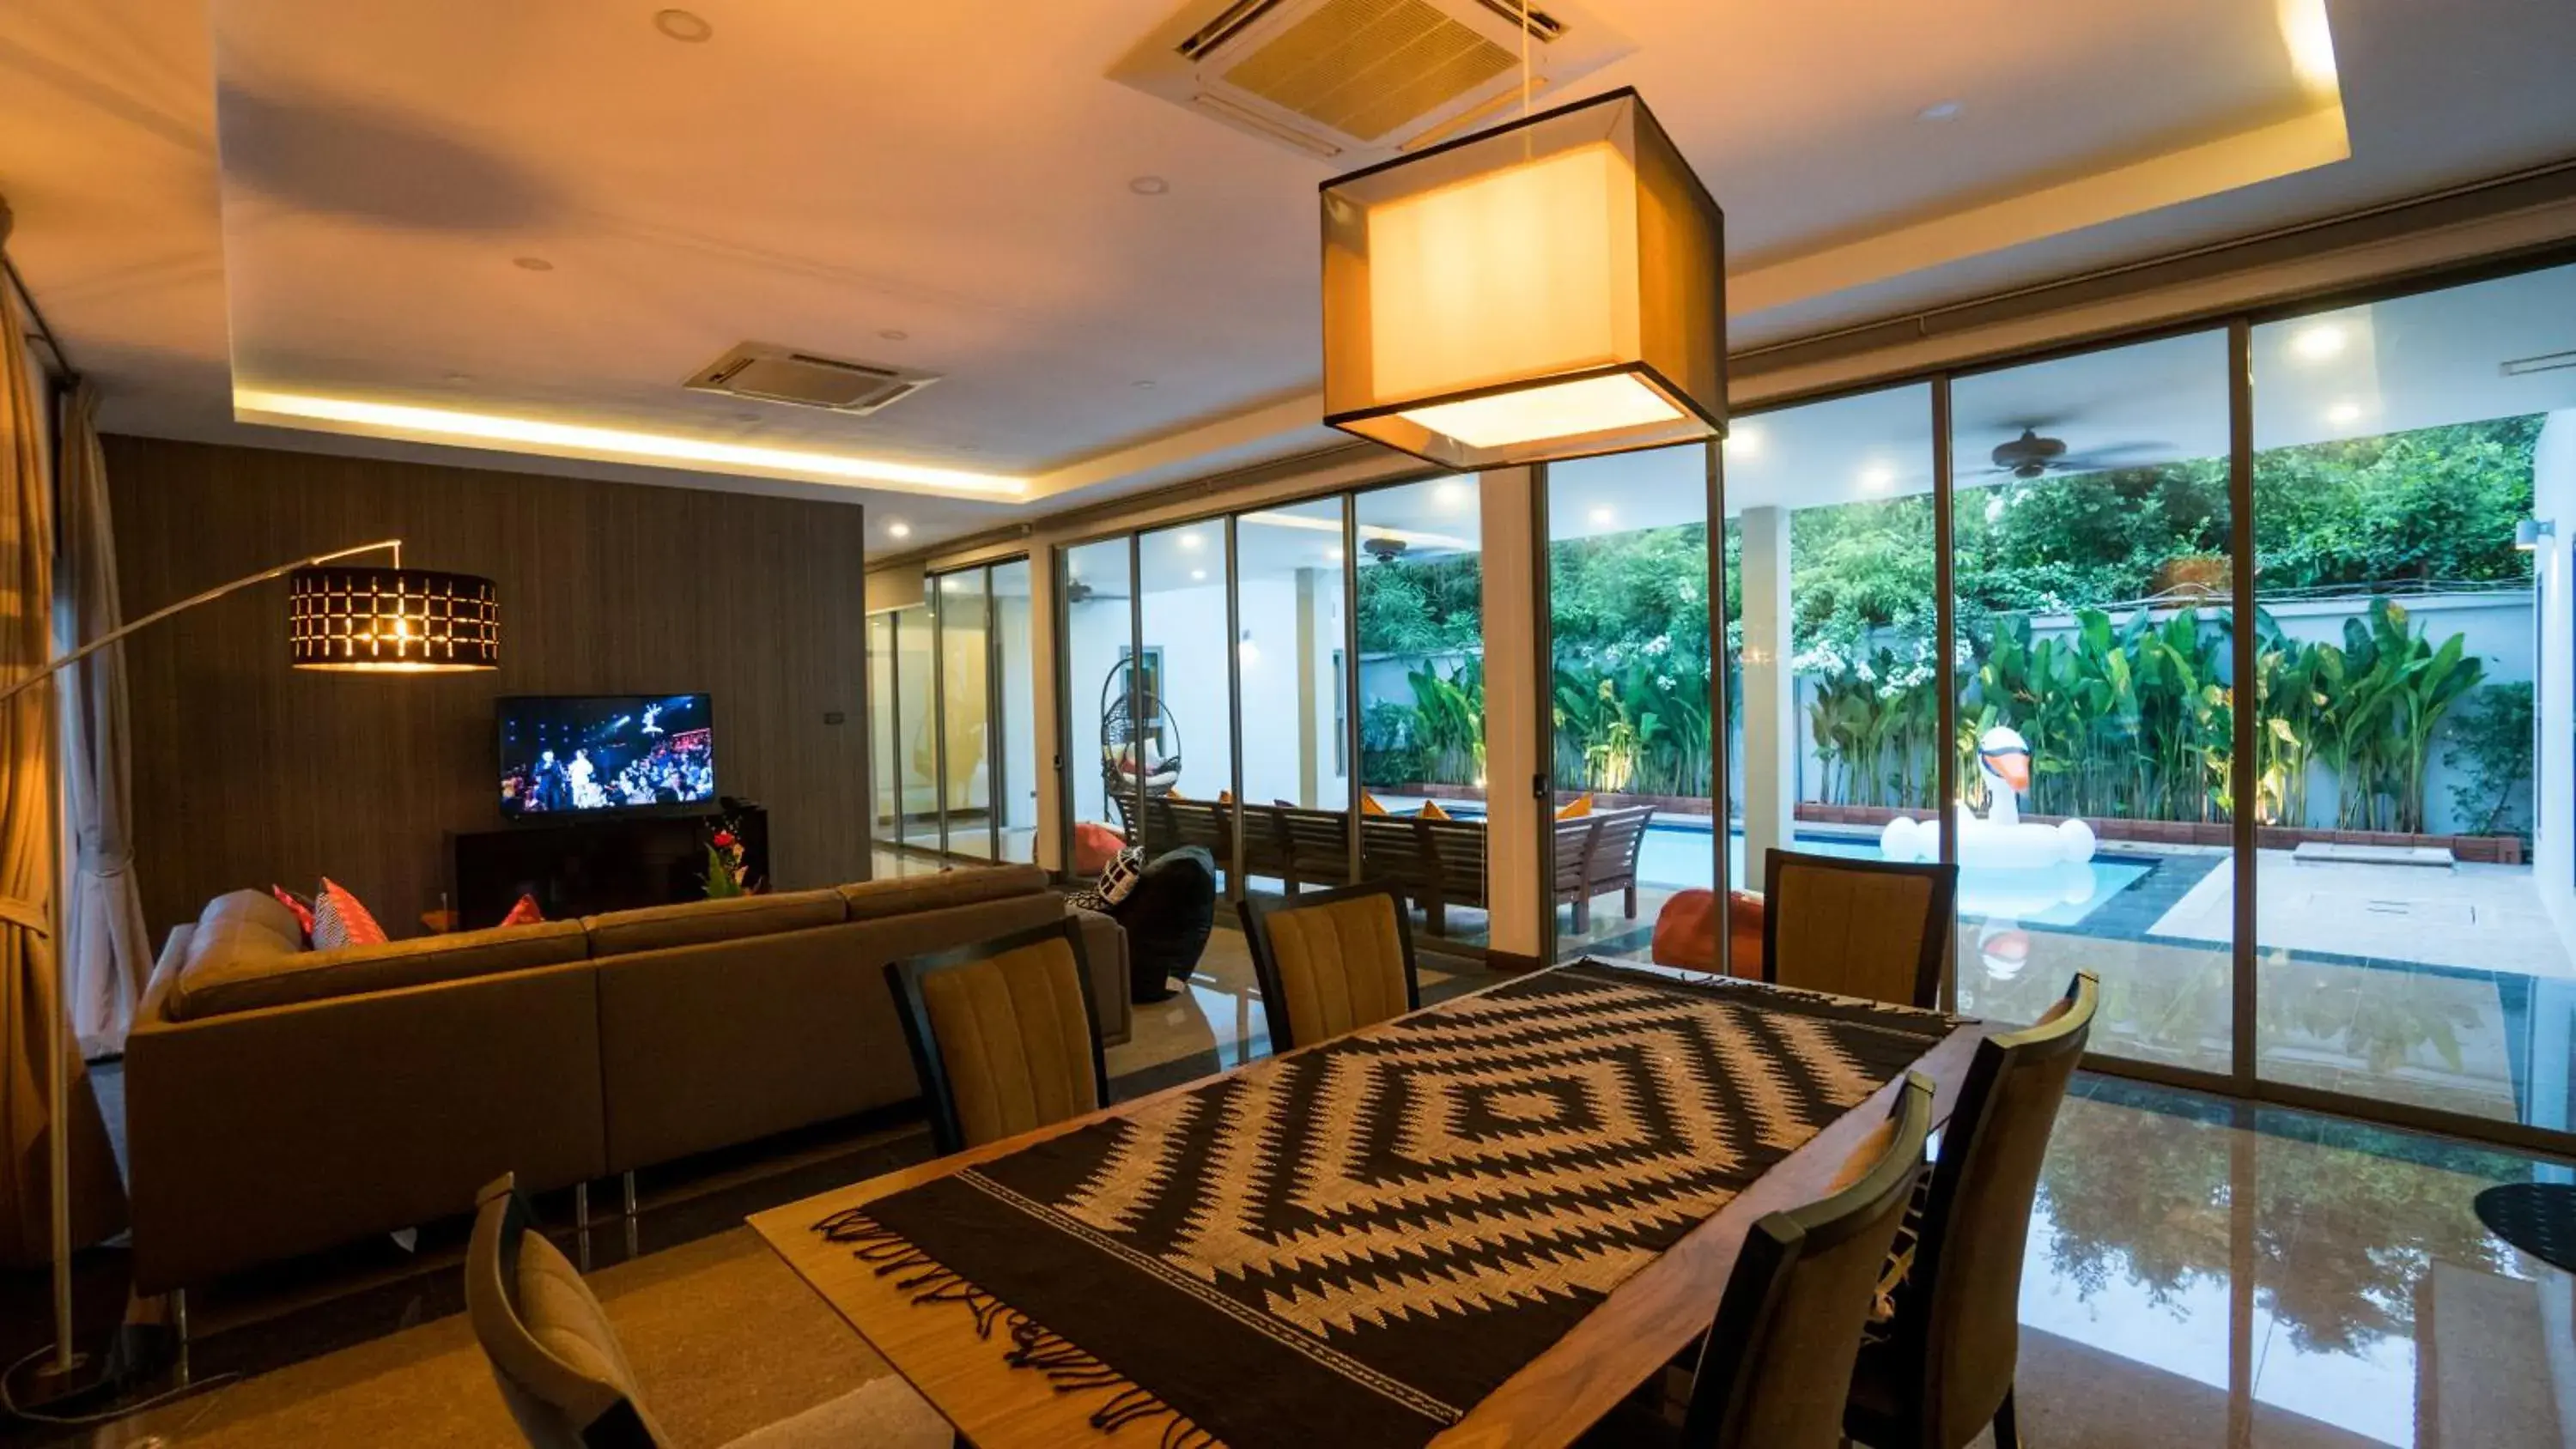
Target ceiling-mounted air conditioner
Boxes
[1112,0,1633,164]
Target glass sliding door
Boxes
[1355,478,1487,945]
[1724,385,1938,972]
[1235,498,1355,894]
[1133,523,1238,880]
[934,570,993,858]
[1548,445,1715,962]
[1949,331,2236,1054]
[891,603,939,853]
[867,611,897,859]
[992,560,1040,864]
[2252,263,2576,1131]
[1062,538,1138,854]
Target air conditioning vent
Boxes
[683,343,939,415]
[1115,0,1629,165]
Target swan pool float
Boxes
[1879,726,2099,978]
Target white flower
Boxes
[1656,674,1677,693]
[1643,635,1671,658]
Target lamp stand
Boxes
[1,538,404,1422]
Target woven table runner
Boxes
[814,961,1953,1449]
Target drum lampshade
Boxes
[1320,88,1726,470]
[289,565,499,672]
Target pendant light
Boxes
[1319,87,1726,470]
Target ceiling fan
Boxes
[1361,537,1410,564]
[1975,424,2175,481]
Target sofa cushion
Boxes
[837,864,1045,923]
[170,919,591,1022]
[580,889,848,958]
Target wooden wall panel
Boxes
[105,435,872,942]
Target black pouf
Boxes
[1113,846,1218,1003]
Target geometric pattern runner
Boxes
[816,961,1955,1449]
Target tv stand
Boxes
[450,802,770,930]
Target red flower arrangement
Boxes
[702,818,757,898]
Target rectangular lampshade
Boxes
[1321,88,1726,470]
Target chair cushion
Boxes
[838,864,1045,923]
[918,936,1099,1149]
[722,1375,952,1449]
[1263,894,1407,1046]
[514,1230,644,1401]
[581,889,847,957]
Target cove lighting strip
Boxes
[234,390,1028,497]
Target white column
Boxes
[1479,465,1546,966]
[1740,505,1795,885]
[1026,549,1064,873]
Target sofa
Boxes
[124,864,1126,1295]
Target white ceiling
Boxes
[4,0,2575,552]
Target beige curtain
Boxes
[58,382,149,1057]
[0,271,125,1266]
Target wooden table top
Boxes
[750,969,1988,1449]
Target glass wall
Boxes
[1950,331,2233,1070]
[992,561,1040,864]
[2251,263,2576,1133]
[1135,522,1237,873]
[1547,445,1713,962]
[934,572,992,858]
[893,603,937,852]
[867,611,897,853]
[1357,479,1487,939]
[1064,537,1138,846]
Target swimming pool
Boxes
[1419,803,2151,929]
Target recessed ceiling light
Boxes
[653,9,713,42]
[1129,176,1170,197]
[1190,568,1207,582]
[1133,379,1157,390]
[2326,400,2364,426]
[1178,531,1204,550]
[1589,506,1616,526]
[512,256,554,271]
[1917,101,1965,122]
[1725,425,1761,457]
[2292,323,2348,361]
[878,329,908,342]
[885,520,912,539]
[443,372,473,384]
[1327,547,1345,562]
[1433,478,1474,508]
[1861,464,1897,493]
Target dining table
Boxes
[750,958,1988,1449]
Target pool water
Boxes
[1386,800,2154,928]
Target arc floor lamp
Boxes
[0,537,496,1410]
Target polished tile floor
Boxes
[15,920,2573,1446]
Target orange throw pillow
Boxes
[311,877,388,951]
[1556,794,1595,821]
[270,886,316,943]
[1419,800,1451,821]
[1072,822,1124,876]
[498,894,544,929]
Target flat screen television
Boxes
[498,694,716,819]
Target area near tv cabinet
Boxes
[450,803,771,930]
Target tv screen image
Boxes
[499,694,715,818]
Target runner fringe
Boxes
[811,1209,1215,1448]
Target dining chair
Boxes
[1761,848,1957,1009]
[465,1173,951,1449]
[1239,879,1420,1052]
[886,917,1109,1155]
[1843,972,2099,1449]
[1671,1071,1937,1448]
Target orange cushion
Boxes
[1418,800,1451,822]
[1556,794,1594,821]
[1360,792,1388,816]
[498,893,544,929]
[311,877,388,950]
[1650,888,1765,978]
[1072,822,1124,876]
[1218,790,1234,805]
[270,886,315,944]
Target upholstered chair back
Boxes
[1762,850,1957,1009]
[466,1174,665,1449]
[887,919,1108,1155]
[1241,882,1419,1052]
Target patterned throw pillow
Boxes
[311,877,389,951]
[497,894,544,928]
[270,886,316,945]
[1097,846,1147,906]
